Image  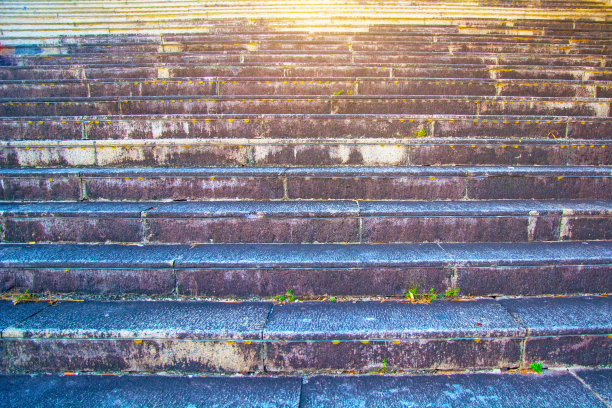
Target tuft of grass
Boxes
[13,290,37,305]
[333,89,344,95]
[444,287,460,298]
[417,128,427,138]
[271,289,297,303]
[530,363,543,374]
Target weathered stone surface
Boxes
[3,218,143,243]
[434,119,566,139]
[264,300,523,340]
[0,268,175,295]
[147,217,359,243]
[456,265,612,296]
[409,144,566,166]
[362,216,532,243]
[467,175,612,199]
[0,120,83,141]
[3,339,263,373]
[253,144,408,166]
[300,372,608,407]
[576,369,612,405]
[287,176,466,199]
[0,301,48,332]
[84,174,284,201]
[4,300,271,340]
[0,171,81,201]
[0,374,301,408]
[176,267,451,297]
[523,335,611,367]
[499,296,612,336]
[265,338,522,372]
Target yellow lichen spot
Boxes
[392,340,401,344]
[602,145,606,148]
[184,145,190,149]
[125,177,130,181]
[474,338,481,343]
[192,120,197,123]
[48,178,53,182]
[209,176,215,181]
[244,340,252,345]
[429,176,436,181]
[228,119,233,123]
[360,340,370,344]
[400,119,404,123]
[65,269,70,272]
[513,145,519,149]
[449,145,454,148]
[134,339,142,344]
[560,145,565,149]
[557,176,564,180]
[332,340,340,345]
[244,119,250,123]
[501,145,507,148]
[226,341,235,345]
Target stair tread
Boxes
[1,296,609,340]
[1,241,610,268]
[0,370,608,408]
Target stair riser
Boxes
[1,264,609,297]
[1,339,262,373]
[2,174,610,201]
[1,118,610,142]
[3,54,606,67]
[3,214,609,243]
[4,98,610,116]
[1,143,609,167]
[1,80,604,98]
[1,334,609,373]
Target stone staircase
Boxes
[0,0,611,406]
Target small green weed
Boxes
[380,358,388,373]
[333,89,344,95]
[329,296,336,302]
[408,128,427,138]
[530,363,543,374]
[444,287,460,298]
[271,289,297,303]
[13,290,37,305]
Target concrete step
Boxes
[1,77,608,98]
[0,241,610,296]
[4,64,612,81]
[3,40,610,56]
[4,31,612,48]
[3,51,608,68]
[0,137,610,167]
[2,114,610,140]
[0,296,609,373]
[1,199,609,244]
[1,369,610,407]
[1,166,609,201]
[2,95,611,117]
